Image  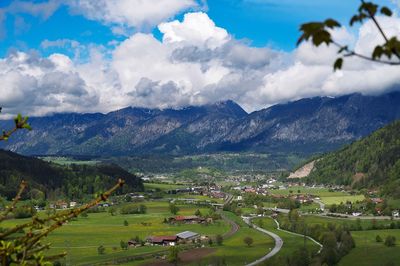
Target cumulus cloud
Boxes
[0,51,98,117]
[1,11,400,117]
[158,12,229,49]
[67,0,200,30]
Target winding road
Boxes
[242,216,283,266]
[272,219,323,254]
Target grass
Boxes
[194,212,275,266]
[320,195,365,205]
[168,193,225,203]
[271,186,348,197]
[144,182,186,191]
[300,215,396,231]
[339,229,400,266]
[253,217,320,257]
[40,156,100,165]
[2,202,231,265]
[270,186,365,206]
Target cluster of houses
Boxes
[128,231,205,247]
[48,201,78,210]
[167,215,213,224]
[48,200,113,210]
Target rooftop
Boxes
[176,231,199,239]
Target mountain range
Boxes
[1,91,400,156]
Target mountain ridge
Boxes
[1,92,400,156]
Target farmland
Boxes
[2,201,231,265]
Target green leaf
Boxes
[381,6,393,16]
[22,123,32,131]
[312,30,332,46]
[333,58,343,71]
[324,19,341,29]
[372,46,383,59]
[350,15,360,26]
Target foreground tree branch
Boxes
[298,0,400,70]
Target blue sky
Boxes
[1,0,400,116]
[1,0,396,56]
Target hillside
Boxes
[0,92,400,156]
[306,120,400,197]
[0,150,143,200]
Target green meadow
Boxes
[339,229,400,266]
[196,212,276,266]
[301,215,395,230]
[320,195,365,205]
[2,201,230,265]
[254,217,320,258]
[143,182,186,191]
[270,186,365,206]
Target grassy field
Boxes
[40,156,100,165]
[271,187,348,197]
[270,186,365,206]
[339,229,400,266]
[143,182,186,191]
[300,215,396,230]
[2,202,230,265]
[198,212,275,266]
[320,195,365,205]
[254,217,320,258]
[168,193,225,204]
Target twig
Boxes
[0,181,27,222]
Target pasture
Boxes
[339,229,400,266]
[270,186,365,206]
[254,217,320,257]
[143,182,186,191]
[2,201,230,265]
[196,212,276,265]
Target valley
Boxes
[1,118,400,265]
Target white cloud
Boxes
[158,12,229,49]
[2,12,400,117]
[67,0,199,30]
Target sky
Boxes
[0,0,400,117]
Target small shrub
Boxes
[385,235,396,247]
[98,245,106,255]
[244,236,253,247]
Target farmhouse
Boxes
[147,236,178,246]
[128,239,140,247]
[169,215,205,224]
[176,231,200,241]
[371,198,384,204]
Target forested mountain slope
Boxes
[306,120,400,197]
[0,149,143,200]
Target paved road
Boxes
[264,207,290,214]
[272,219,323,254]
[243,217,283,266]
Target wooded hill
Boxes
[306,120,400,198]
[0,149,143,200]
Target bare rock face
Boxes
[1,92,400,156]
[288,161,315,179]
